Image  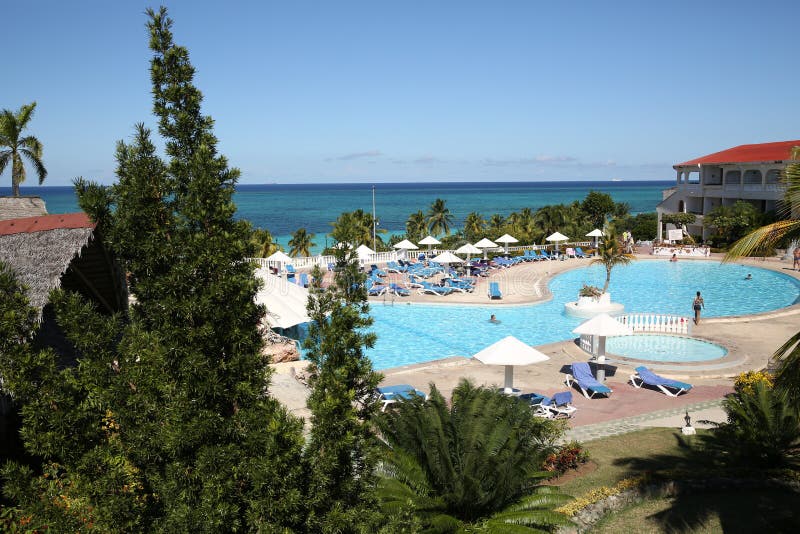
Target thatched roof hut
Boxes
[0,213,127,316]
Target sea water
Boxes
[6,180,671,254]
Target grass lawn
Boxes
[591,490,800,533]
[556,427,708,497]
[552,427,800,532]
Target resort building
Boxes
[657,140,799,241]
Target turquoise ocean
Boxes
[5,181,671,254]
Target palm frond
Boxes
[773,330,800,410]
[724,220,800,261]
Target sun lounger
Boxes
[574,247,588,258]
[297,273,309,288]
[565,362,613,399]
[365,278,388,296]
[285,264,297,280]
[520,391,576,419]
[389,283,410,296]
[565,248,576,258]
[488,281,502,299]
[386,261,407,273]
[418,281,454,296]
[446,278,474,293]
[370,264,388,277]
[377,384,427,411]
[630,366,693,397]
[538,250,554,261]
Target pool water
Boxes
[605,335,728,362]
[366,261,800,370]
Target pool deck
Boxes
[270,253,800,438]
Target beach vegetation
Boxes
[405,209,428,242]
[331,208,385,249]
[251,227,281,256]
[705,201,761,246]
[698,381,800,468]
[463,211,486,242]
[303,240,382,531]
[288,227,316,256]
[427,197,454,236]
[374,380,571,532]
[581,191,616,228]
[614,212,658,242]
[726,148,800,409]
[590,228,634,293]
[1,8,308,531]
[0,102,47,196]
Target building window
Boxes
[743,170,762,184]
[724,170,741,184]
[766,169,781,184]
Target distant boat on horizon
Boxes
[611,178,623,182]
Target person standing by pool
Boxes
[794,247,800,271]
[693,291,704,325]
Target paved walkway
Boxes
[563,398,726,442]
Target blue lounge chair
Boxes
[446,278,474,293]
[565,362,613,399]
[418,281,454,296]
[365,278,388,296]
[519,391,576,419]
[630,366,693,397]
[488,281,502,299]
[574,247,588,258]
[370,264,388,277]
[297,273,309,288]
[538,250,554,261]
[386,261,407,273]
[388,283,410,296]
[377,384,427,411]
[285,264,297,280]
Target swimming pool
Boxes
[366,261,800,370]
[605,334,728,362]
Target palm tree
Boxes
[590,228,634,293]
[374,380,571,532]
[726,148,800,407]
[252,228,280,257]
[288,227,315,257]
[463,211,486,242]
[427,198,454,237]
[405,210,427,242]
[534,204,568,238]
[0,102,47,196]
[487,213,505,237]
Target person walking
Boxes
[692,291,705,325]
[793,247,800,271]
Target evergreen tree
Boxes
[303,228,383,531]
[1,8,306,531]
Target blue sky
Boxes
[3,1,799,186]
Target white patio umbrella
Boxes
[431,251,464,276]
[496,233,519,254]
[418,235,441,254]
[572,313,633,381]
[455,242,482,263]
[473,336,550,394]
[254,268,311,329]
[474,237,499,260]
[546,231,569,254]
[393,238,419,260]
[265,250,293,272]
[355,244,375,262]
[586,229,603,255]
[393,239,419,251]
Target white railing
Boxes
[617,313,692,335]
[578,313,692,356]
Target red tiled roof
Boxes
[0,212,95,236]
[674,140,800,168]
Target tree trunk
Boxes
[603,268,611,293]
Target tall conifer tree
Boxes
[1,8,306,531]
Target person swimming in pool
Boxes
[489,314,500,324]
[745,273,752,280]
